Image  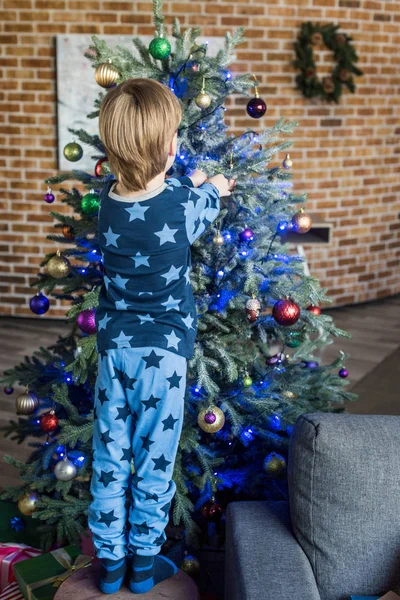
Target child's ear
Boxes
[168,132,178,156]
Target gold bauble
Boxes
[291,209,312,234]
[213,232,224,246]
[46,251,71,279]
[181,554,200,576]
[195,91,211,109]
[94,61,119,88]
[16,391,39,415]
[198,406,225,433]
[282,153,293,169]
[263,452,286,477]
[18,491,40,516]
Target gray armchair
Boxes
[225,414,400,600]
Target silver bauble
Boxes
[16,391,39,415]
[54,457,77,481]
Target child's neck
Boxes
[115,170,166,198]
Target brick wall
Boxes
[1,0,399,317]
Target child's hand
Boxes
[207,174,234,197]
[187,169,208,188]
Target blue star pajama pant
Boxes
[88,346,187,560]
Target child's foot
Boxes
[129,555,177,594]
[99,557,127,594]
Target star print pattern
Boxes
[95,177,220,360]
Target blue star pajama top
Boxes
[88,176,220,560]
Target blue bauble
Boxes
[29,292,50,315]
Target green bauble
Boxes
[81,192,100,215]
[243,375,253,388]
[286,332,304,348]
[63,142,83,162]
[149,36,171,60]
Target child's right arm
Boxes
[182,175,232,244]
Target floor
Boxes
[0,295,399,490]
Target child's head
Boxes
[99,78,182,192]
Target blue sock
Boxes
[129,555,177,594]
[99,557,127,594]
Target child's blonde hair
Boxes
[99,78,182,192]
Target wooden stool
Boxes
[54,561,199,600]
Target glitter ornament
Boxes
[263,452,286,477]
[195,91,211,109]
[29,292,50,315]
[272,298,300,326]
[17,492,40,516]
[307,305,321,316]
[16,391,39,415]
[282,153,293,169]
[54,456,77,481]
[4,386,14,395]
[291,208,312,234]
[239,227,255,242]
[77,308,97,335]
[81,190,100,215]
[243,373,253,387]
[181,554,200,576]
[282,390,297,400]
[94,61,119,88]
[149,36,171,60]
[198,406,225,433]
[94,157,109,177]
[339,367,349,378]
[44,187,55,203]
[201,499,223,522]
[46,251,71,279]
[63,142,83,162]
[213,231,224,246]
[40,410,59,433]
[62,225,75,240]
[246,75,267,118]
[246,297,261,323]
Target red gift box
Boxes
[0,544,40,592]
[0,582,23,600]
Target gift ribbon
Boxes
[25,549,92,600]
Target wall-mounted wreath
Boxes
[294,22,363,103]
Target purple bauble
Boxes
[239,227,255,242]
[4,386,14,395]
[44,193,55,203]
[339,368,349,378]
[77,309,97,335]
[204,411,217,425]
[246,96,267,119]
[303,360,319,369]
[29,292,50,315]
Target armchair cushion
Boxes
[225,501,321,600]
[288,414,400,600]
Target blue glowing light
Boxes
[65,376,72,383]
[224,232,232,241]
[179,154,185,160]
[76,455,85,463]
[240,250,248,257]
[226,71,232,79]
[80,268,86,274]
[269,415,281,431]
[91,249,97,254]
[36,419,40,424]
[217,269,224,278]
[59,453,64,457]
[278,221,289,231]
[248,428,253,433]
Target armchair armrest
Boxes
[225,501,321,600]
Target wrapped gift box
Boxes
[13,546,92,600]
[0,545,41,593]
[0,582,23,600]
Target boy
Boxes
[88,78,232,594]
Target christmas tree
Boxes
[1,1,355,552]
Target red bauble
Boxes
[201,500,223,522]
[307,305,321,316]
[62,225,74,241]
[40,410,59,432]
[95,157,108,177]
[272,298,300,326]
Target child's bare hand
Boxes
[187,169,208,188]
[207,174,234,197]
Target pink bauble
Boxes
[77,309,96,334]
